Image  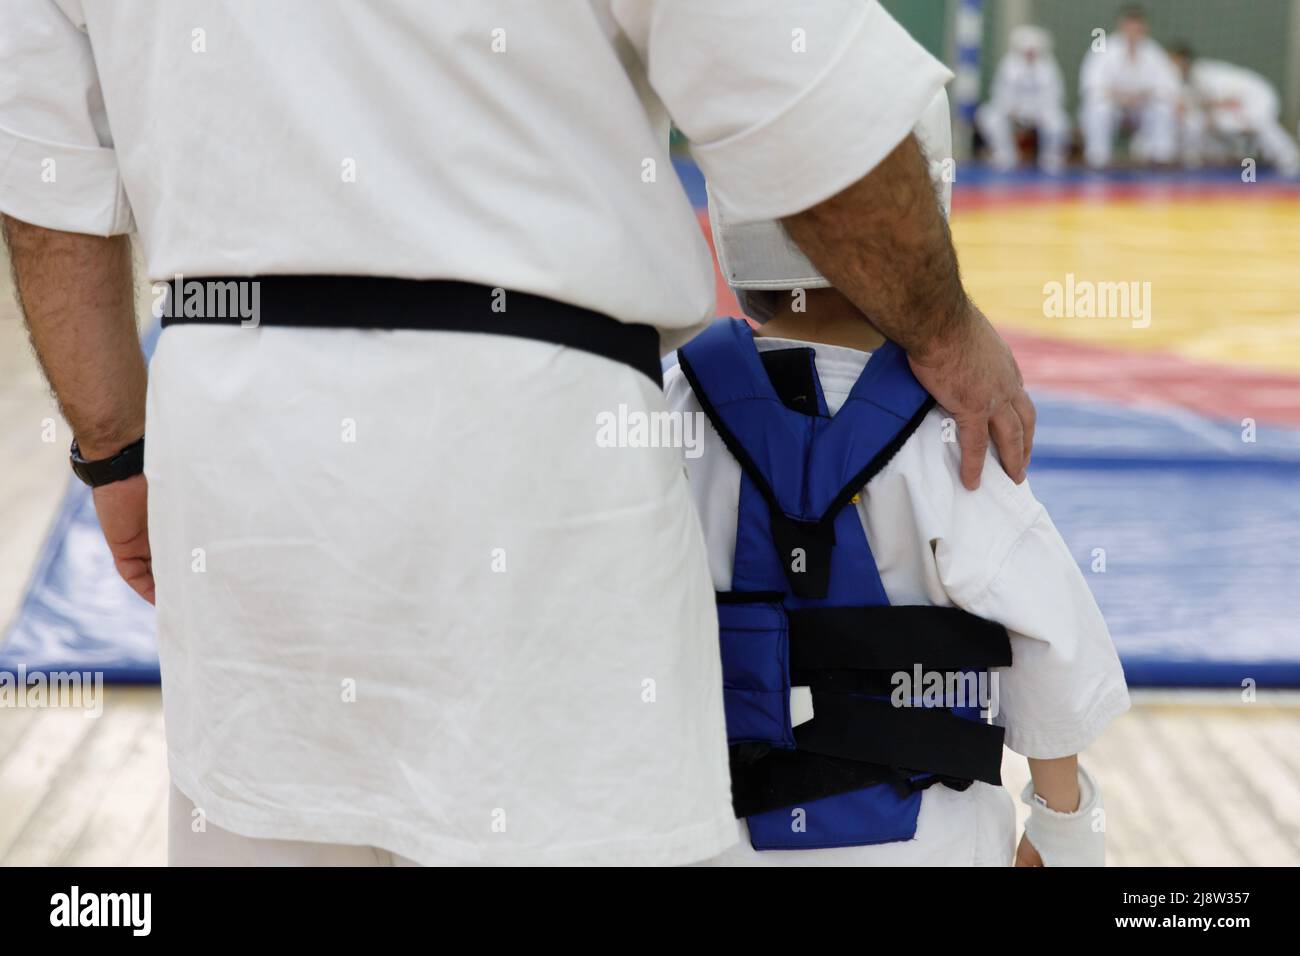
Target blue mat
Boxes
[670,155,1300,207]
[0,480,159,682]
[1025,392,1300,687]
[0,323,161,682]
[3,336,1299,687]
[1031,465,1300,687]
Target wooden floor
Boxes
[0,686,168,866]
[1,684,1297,866]
[2,227,1299,866]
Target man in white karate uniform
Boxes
[976,26,1069,173]
[1079,6,1181,169]
[0,0,1034,865]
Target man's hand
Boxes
[907,302,1034,489]
[92,474,154,604]
[781,134,1035,490]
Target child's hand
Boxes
[1014,833,1044,867]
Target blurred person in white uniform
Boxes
[1171,44,1299,176]
[675,92,1128,866]
[0,0,1037,866]
[1079,6,1181,168]
[976,26,1069,173]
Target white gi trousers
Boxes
[976,100,1069,172]
[1182,93,1299,173]
[1080,95,1178,168]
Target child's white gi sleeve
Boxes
[926,445,1132,760]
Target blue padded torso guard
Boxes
[680,319,938,850]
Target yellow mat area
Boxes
[952,195,1300,373]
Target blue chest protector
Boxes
[678,320,1013,851]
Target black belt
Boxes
[156,275,663,386]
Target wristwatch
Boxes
[70,436,145,488]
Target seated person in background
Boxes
[670,90,1130,866]
[1079,5,1181,169]
[1171,43,1299,176]
[976,26,1069,173]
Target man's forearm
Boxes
[3,216,145,459]
[781,134,966,361]
[783,133,1034,490]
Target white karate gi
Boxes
[1180,60,1298,175]
[976,28,1069,172]
[666,338,1131,865]
[1079,34,1181,167]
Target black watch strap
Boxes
[70,436,146,488]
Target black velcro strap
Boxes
[716,590,785,605]
[758,347,823,416]
[728,747,905,819]
[769,509,836,600]
[788,605,1012,671]
[788,668,900,697]
[795,694,1006,786]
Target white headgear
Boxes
[708,88,953,322]
[1009,25,1052,56]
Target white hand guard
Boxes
[1021,764,1106,867]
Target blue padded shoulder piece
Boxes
[680,319,935,605]
[677,319,933,524]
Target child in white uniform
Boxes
[674,91,1130,866]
